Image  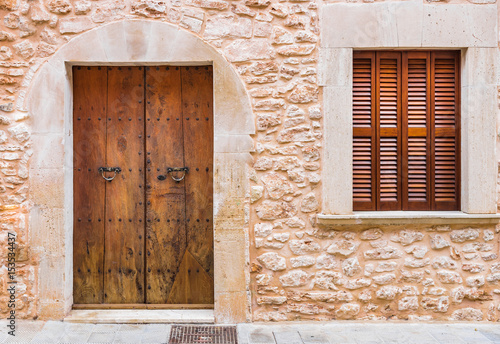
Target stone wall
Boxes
[252,225,500,321]
[0,0,497,322]
[0,0,321,319]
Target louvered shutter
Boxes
[353,52,376,210]
[431,51,460,210]
[377,52,401,210]
[353,51,460,211]
[403,52,431,210]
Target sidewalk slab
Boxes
[273,331,302,344]
[1,320,500,344]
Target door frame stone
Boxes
[27,19,254,323]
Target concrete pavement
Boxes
[1,320,500,343]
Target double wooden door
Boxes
[73,66,214,307]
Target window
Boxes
[352,51,460,211]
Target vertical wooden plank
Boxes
[145,66,187,304]
[104,66,145,304]
[374,53,381,210]
[430,53,436,210]
[454,51,461,210]
[177,66,214,304]
[396,52,403,211]
[401,52,409,210]
[370,52,377,211]
[73,66,107,304]
[426,51,432,210]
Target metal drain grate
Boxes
[169,325,238,344]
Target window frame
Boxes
[320,46,498,222]
[317,1,498,225]
[319,54,497,224]
[320,47,498,218]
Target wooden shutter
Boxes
[377,52,401,210]
[403,52,431,210]
[353,51,460,211]
[353,52,376,210]
[431,51,460,210]
[353,51,402,211]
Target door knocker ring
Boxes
[166,167,189,182]
[98,167,122,181]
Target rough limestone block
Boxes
[321,3,497,48]
[214,235,246,293]
[29,169,65,208]
[422,4,497,48]
[215,291,248,323]
[30,134,64,169]
[318,48,352,87]
[27,63,65,134]
[461,85,497,213]
[322,85,352,214]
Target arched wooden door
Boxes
[72,66,214,308]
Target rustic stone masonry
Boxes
[252,225,500,321]
[0,0,321,319]
[0,0,498,321]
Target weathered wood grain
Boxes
[104,66,145,304]
[145,66,187,304]
[73,66,107,304]
[180,66,214,304]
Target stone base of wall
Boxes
[251,224,500,321]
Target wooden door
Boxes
[73,66,214,308]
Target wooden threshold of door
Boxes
[73,304,214,310]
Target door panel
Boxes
[73,65,214,307]
[145,67,187,304]
[181,66,214,304]
[73,66,107,304]
[104,66,145,304]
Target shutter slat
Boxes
[379,59,398,128]
[379,137,399,203]
[434,58,456,128]
[408,59,427,128]
[408,137,427,202]
[353,58,373,128]
[353,137,373,203]
[434,137,457,203]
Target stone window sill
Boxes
[317,211,500,226]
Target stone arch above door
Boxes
[27,19,254,323]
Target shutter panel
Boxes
[353,51,460,212]
[377,53,401,210]
[353,52,376,210]
[432,51,460,210]
[404,52,431,210]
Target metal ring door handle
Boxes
[98,167,122,181]
[166,167,189,182]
